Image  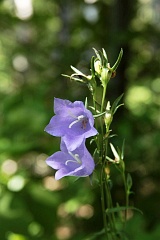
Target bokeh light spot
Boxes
[125,85,152,115]
[28,222,43,236]
[56,226,74,240]
[7,175,25,192]
[43,176,64,191]
[76,204,94,219]
[12,55,29,72]
[83,5,99,23]
[14,0,33,20]
[1,159,18,175]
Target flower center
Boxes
[68,114,88,130]
[65,152,82,165]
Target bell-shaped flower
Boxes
[45,98,98,151]
[46,140,95,180]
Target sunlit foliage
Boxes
[0,0,160,239]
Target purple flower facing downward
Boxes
[46,140,95,180]
[45,98,98,151]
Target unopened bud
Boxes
[94,60,101,75]
[104,101,112,125]
[101,67,109,84]
[110,143,120,163]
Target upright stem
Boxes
[95,64,118,239]
[100,165,108,238]
[101,84,107,113]
[122,172,129,227]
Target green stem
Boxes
[97,65,118,239]
[101,84,107,113]
[122,172,129,227]
[105,178,117,240]
[100,166,108,238]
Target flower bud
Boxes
[104,101,112,126]
[100,67,111,88]
[94,60,101,75]
[110,143,120,163]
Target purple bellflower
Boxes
[46,140,95,180]
[45,98,98,151]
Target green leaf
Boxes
[106,155,115,163]
[93,111,106,118]
[93,48,102,62]
[71,65,85,76]
[108,134,117,139]
[111,48,123,71]
[106,206,143,215]
[90,56,96,77]
[111,93,124,115]
[62,73,70,78]
[102,48,108,67]
[127,173,133,190]
[89,105,98,112]
[85,97,88,108]
[62,73,85,83]
[85,228,105,240]
[121,139,125,160]
[102,48,108,62]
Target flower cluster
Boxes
[45,98,97,180]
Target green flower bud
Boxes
[94,60,102,75]
[104,101,112,126]
[100,67,112,88]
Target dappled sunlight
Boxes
[82,5,99,23]
[28,221,44,237]
[84,0,98,4]
[125,85,152,116]
[14,0,33,20]
[75,204,94,219]
[12,55,29,72]
[43,176,64,191]
[0,0,160,239]
[152,77,160,96]
[33,154,50,176]
[55,225,74,240]
[7,175,26,192]
[6,232,28,240]
[1,159,18,175]
[131,0,160,30]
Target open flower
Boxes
[45,98,98,151]
[46,140,95,180]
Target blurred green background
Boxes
[0,0,160,239]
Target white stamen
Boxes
[65,152,82,165]
[65,159,78,165]
[69,119,79,128]
[68,114,85,129]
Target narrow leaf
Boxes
[106,206,143,215]
[85,229,105,240]
[90,56,96,76]
[85,97,88,108]
[111,48,123,71]
[93,48,102,61]
[71,65,85,76]
[106,156,115,163]
[102,48,108,61]
[93,111,106,118]
[111,93,124,115]
[127,173,132,190]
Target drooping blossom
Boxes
[46,140,95,180]
[45,98,97,151]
